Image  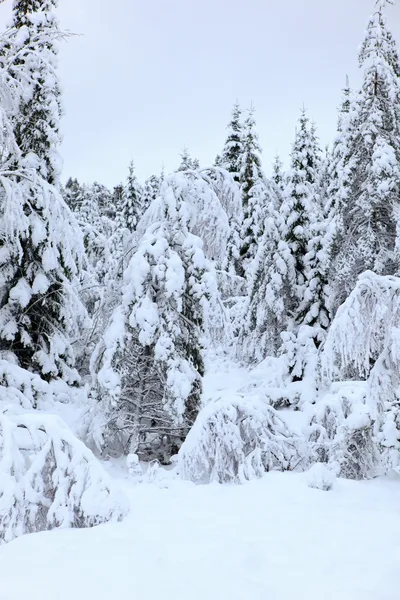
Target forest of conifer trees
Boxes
[0,1,400,579]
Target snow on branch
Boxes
[321,271,400,383]
[0,409,128,544]
[178,396,308,484]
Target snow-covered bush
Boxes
[0,409,128,544]
[308,382,378,479]
[178,396,308,484]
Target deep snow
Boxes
[1,469,400,600]
[1,357,400,599]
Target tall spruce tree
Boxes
[119,161,143,232]
[220,102,243,183]
[94,173,220,460]
[239,106,266,271]
[219,103,245,277]
[12,0,62,186]
[330,0,400,310]
[176,147,200,171]
[0,0,86,381]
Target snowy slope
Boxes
[0,470,400,600]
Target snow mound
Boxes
[307,462,336,491]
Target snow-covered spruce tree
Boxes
[92,171,229,461]
[176,147,200,171]
[272,154,284,195]
[237,185,285,363]
[118,161,143,232]
[220,102,243,183]
[63,177,82,212]
[279,109,328,379]
[238,106,266,271]
[219,103,245,278]
[330,0,400,311]
[0,0,86,382]
[141,174,161,214]
[10,0,62,186]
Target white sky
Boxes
[0,0,400,188]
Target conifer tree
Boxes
[176,147,199,171]
[94,173,220,460]
[330,0,400,310]
[276,110,326,378]
[220,102,243,183]
[63,177,82,212]
[239,106,265,270]
[141,174,161,214]
[0,0,86,381]
[281,109,321,309]
[119,161,143,232]
[11,0,62,186]
[272,155,284,193]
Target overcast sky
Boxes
[0,0,400,188]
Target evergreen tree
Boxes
[119,161,143,232]
[238,195,286,363]
[272,155,284,192]
[94,173,219,460]
[11,0,63,186]
[276,110,326,378]
[281,109,321,310]
[239,106,265,270]
[176,147,199,171]
[0,0,86,381]
[141,174,161,214]
[220,102,243,183]
[330,0,400,310]
[63,177,82,212]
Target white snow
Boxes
[0,468,400,600]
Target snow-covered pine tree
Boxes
[118,161,143,232]
[0,0,86,381]
[238,106,266,271]
[278,109,326,378]
[176,147,200,171]
[63,177,82,212]
[141,174,161,215]
[10,0,62,186]
[272,155,284,193]
[330,0,400,310]
[220,102,243,182]
[93,171,229,461]
[238,191,287,362]
[218,103,245,278]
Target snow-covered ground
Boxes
[1,358,400,600]
[1,469,400,600]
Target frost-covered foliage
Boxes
[92,171,225,460]
[0,409,127,544]
[308,382,378,480]
[321,271,400,467]
[178,396,307,484]
[177,148,200,172]
[118,161,143,232]
[329,1,400,309]
[0,0,87,381]
[0,167,87,382]
[239,107,265,270]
